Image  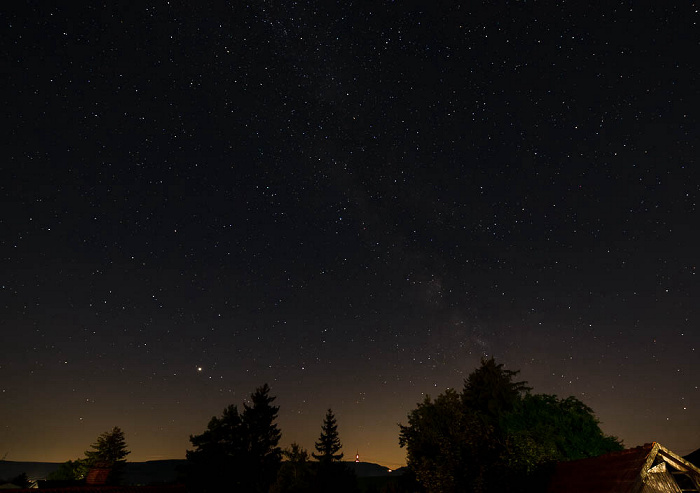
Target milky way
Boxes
[2,3,699,467]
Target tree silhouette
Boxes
[2,473,32,489]
[84,426,130,465]
[186,384,282,493]
[502,394,624,465]
[46,427,128,484]
[399,389,493,493]
[462,357,531,424]
[310,409,359,493]
[84,426,130,485]
[270,443,313,493]
[243,383,283,491]
[47,459,89,481]
[312,408,344,463]
[400,358,622,493]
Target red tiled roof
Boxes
[547,444,654,493]
[85,468,111,486]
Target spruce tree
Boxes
[83,426,130,485]
[243,383,283,491]
[312,408,344,462]
[187,384,282,493]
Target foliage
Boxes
[271,439,359,493]
[502,394,623,466]
[270,443,313,493]
[84,426,130,465]
[47,427,129,484]
[306,409,358,492]
[312,408,344,463]
[399,388,495,492]
[462,357,531,425]
[399,357,623,493]
[244,383,283,490]
[313,460,359,493]
[358,475,421,493]
[1,473,32,488]
[46,459,90,481]
[84,426,130,485]
[186,383,282,493]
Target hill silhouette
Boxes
[346,461,398,477]
[0,460,182,485]
[0,459,399,485]
[0,461,60,482]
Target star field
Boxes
[2,2,699,468]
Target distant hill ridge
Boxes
[0,460,183,485]
[0,459,400,484]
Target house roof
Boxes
[85,467,111,486]
[547,442,700,493]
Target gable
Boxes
[643,445,700,493]
[547,443,700,493]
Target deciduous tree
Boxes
[47,459,89,481]
[2,473,32,488]
[462,357,531,424]
[399,389,494,493]
[399,358,622,493]
[270,443,313,493]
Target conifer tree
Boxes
[312,408,344,462]
[83,426,130,485]
[187,384,282,493]
[84,426,130,465]
[243,383,283,491]
[47,428,129,483]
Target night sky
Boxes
[2,2,699,469]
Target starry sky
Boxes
[2,2,699,469]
